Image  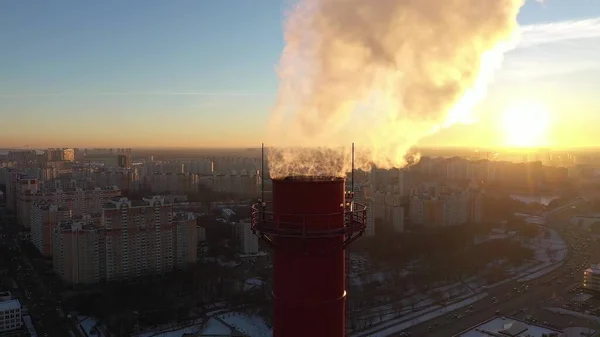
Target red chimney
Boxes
[252,176,366,337]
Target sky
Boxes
[1,0,600,149]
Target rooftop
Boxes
[455,317,563,337]
[275,175,343,182]
[0,298,20,312]
[585,265,600,275]
[173,211,196,221]
[57,220,97,232]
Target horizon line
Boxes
[0,91,263,98]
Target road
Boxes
[0,209,82,337]
[389,201,595,336]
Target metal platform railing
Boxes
[251,201,367,250]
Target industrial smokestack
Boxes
[252,176,367,337]
[268,0,525,178]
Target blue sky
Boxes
[1,0,600,148]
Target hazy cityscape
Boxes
[2,1,600,337]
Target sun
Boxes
[500,100,551,148]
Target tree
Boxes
[408,297,419,312]
[430,290,444,306]
[391,301,404,318]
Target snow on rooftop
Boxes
[244,278,264,291]
[201,317,232,335]
[134,312,271,337]
[0,298,20,311]
[137,325,200,337]
[23,315,37,337]
[217,312,272,337]
[77,316,99,336]
[456,317,563,337]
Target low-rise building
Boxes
[0,291,22,333]
[454,316,564,336]
[584,264,600,293]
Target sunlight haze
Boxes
[1,0,600,149]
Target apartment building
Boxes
[49,196,200,285]
[173,212,198,268]
[53,219,101,285]
[46,148,75,162]
[19,186,121,228]
[409,183,482,228]
[102,196,174,281]
[15,176,39,226]
[353,190,375,237]
[30,202,72,256]
[211,172,260,199]
[385,205,404,233]
[234,219,259,255]
[144,172,199,194]
[3,169,29,211]
[0,292,21,333]
[197,225,207,243]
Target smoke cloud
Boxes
[268,0,525,179]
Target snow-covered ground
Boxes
[515,228,567,281]
[204,257,242,267]
[135,312,271,337]
[351,226,567,335]
[137,325,200,337]
[202,317,231,335]
[77,316,99,336]
[544,307,600,324]
[352,293,488,337]
[218,312,271,337]
[459,316,564,337]
[23,315,37,337]
[564,327,598,337]
[244,278,264,291]
[510,194,559,206]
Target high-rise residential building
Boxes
[197,225,207,243]
[15,176,38,227]
[53,218,101,285]
[30,202,72,256]
[173,212,198,268]
[0,291,22,333]
[7,150,38,162]
[234,219,259,254]
[144,173,199,194]
[51,196,199,285]
[19,186,121,228]
[4,169,18,211]
[353,190,375,237]
[385,205,404,233]
[102,196,174,281]
[409,183,482,228]
[117,154,132,169]
[210,171,260,198]
[467,179,483,224]
[46,148,75,162]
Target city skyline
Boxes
[2,1,600,148]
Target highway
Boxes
[389,201,593,336]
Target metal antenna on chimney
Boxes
[346,142,355,328]
[261,143,265,202]
[351,142,355,194]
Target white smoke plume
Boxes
[268,0,526,179]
